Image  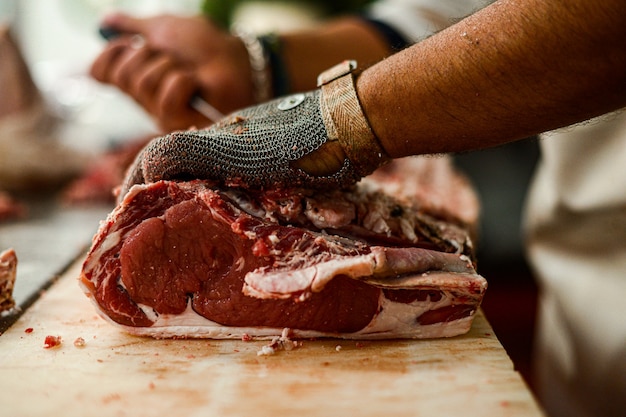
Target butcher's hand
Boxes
[90,13,255,132]
[120,61,390,198]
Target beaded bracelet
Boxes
[232,26,272,103]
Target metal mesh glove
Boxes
[120,61,389,198]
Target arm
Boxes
[358,0,626,157]
[118,0,626,194]
[90,1,484,132]
[281,0,492,92]
[278,17,392,93]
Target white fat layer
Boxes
[83,230,123,309]
[104,290,476,340]
[84,230,121,273]
[352,292,460,338]
[244,253,377,299]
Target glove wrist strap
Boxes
[317,60,390,176]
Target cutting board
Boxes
[0,197,110,312]
[0,258,544,417]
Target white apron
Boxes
[525,112,626,417]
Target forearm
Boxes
[279,17,393,93]
[358,0,626,157]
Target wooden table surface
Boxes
[0,256,545,417]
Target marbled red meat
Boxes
[79,157,487,339]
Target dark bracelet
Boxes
[359,15,412,52]
[259,33,290,97]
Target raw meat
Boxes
[0,191,26,222]
[0,248,17,313]
[79,157,487,339]
[62,137,152,205]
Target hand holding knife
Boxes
[98,26,224,123]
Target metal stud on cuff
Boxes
[277,94,305,111]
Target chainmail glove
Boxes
[120,61,389,198]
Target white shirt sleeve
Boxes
[365,0,492,43]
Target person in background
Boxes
[90,1,626,416]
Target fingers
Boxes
[154,70,198,123]
[90,39,126,82]
[99,13,191,58]
[129,53,173,102]
[90,37,211,131]
[91,38,166,100]
[108,42,154,93]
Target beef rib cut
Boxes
[79,156,487,339]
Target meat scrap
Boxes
[73,337,86,348]
[0,248,17,314]
[61,137,151,205]
[0,192,26,223]
[79,157,487,340]
[43,335,62,349]
[257,328,302,356]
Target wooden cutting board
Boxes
[0,258,544,417]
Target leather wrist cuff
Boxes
[317,60,390,177]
